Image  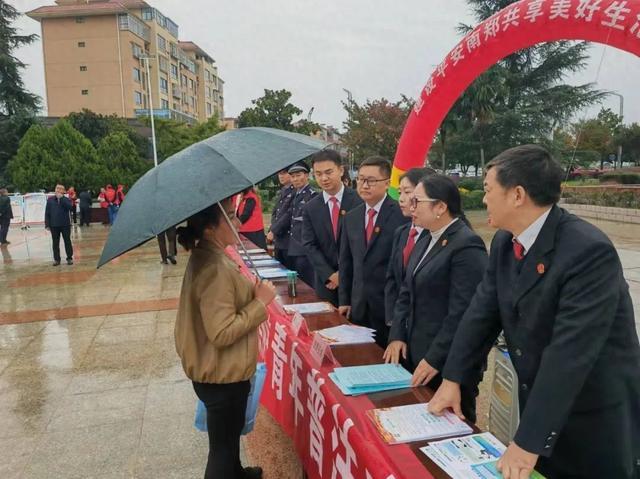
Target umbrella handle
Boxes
[217,202,262,279]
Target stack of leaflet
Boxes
[421,432,546,479]
[256,267,293,279]
[241,253,273,261]
[367,403,472,444]
[329,363,412,396]
[283,302,334,315]
[246,258,280,268]
[315,324,376,345]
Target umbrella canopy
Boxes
[98,127,329,267]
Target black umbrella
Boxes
[98,127,328,267]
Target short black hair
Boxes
[359,156,391,178]
[400,167,437,187]
[486,145,563,206]
[311,149,342,167]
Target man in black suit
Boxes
[339,156,410,347]
[429,145,640,479]
[45,184,74,266]
[267,169,295,269]
[287,163,317,287]
[302,150,362,306]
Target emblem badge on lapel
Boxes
[441,239,448,247]
[374,226,381,234]
[340,210,346,216]
[537,263,546,275]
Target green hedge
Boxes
[461,190,485,210]
[599,172,640,184]
[562,190,640,209]
[458,177,483,191]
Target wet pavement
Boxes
[0,212,638,478]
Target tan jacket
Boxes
[174,240,267,383]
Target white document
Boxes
[315,324,375,345]
[283,302,334,315]
[333,363,411,388]
[367,403,473,444]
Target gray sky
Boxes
[11,0,640,130]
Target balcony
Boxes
[135,108,197,124]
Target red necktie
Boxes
[402,227,419,267]
[513,238,525,260]
[329,197,340,240]
[365,208,377,245]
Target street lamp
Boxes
[140,55,159,168]
[342,88,354,177]
[609,92,624,169]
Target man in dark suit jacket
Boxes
[45,184,74,266]
[430,145,640,479]
[0,188,14,245]
[267,170,295,269]
[287,163,317,287]
[302,150,362,306]
[339,156,410,347]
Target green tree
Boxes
[67,109,149,159]
[0,1,41,184]
[238,89,319,134]
[615,123,640,166]
[341,96,413,164]
[147,115,225,161]
[8,120,109,192]
[97,132,151,187]
[440,0,606,169]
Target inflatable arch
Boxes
[390,0,640,196]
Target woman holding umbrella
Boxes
[174,198,275,479]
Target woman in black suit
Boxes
[383,167,434,328]
[384,174,488,422]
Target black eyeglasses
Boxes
[410,197,438,209]
[356,177,390,187]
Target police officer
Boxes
[287,162,317,287]
[267,169,295,269]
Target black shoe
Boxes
[66,259,73,265]
[168,256,177,265]
[242,467,263,479]
[160,258,168,264]
[0,241,9,245]
[53,261,60,266]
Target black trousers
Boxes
[242,230,267,250]
[0,216,10,243]
[291,255,315,288]
[80,206,91,226]
[71,208,77,223]
[193,380,250,479]
[274,247,290,270]
[50,226,73,262]
[157,227,177,260]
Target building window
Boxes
[81,90,89,95]
[158,56,168,72]
[78,41,85,48]
[134,91,143,105]
[170,64,178,80]
[161,99,169,109]
[75,17,85,23]
[131,43,143,58]
[142,7,154,20]
[133,67,141,82]
[156,34,166,52]
[189,79,195,90]
[207,103,212,115]
[191,96,196,108]
[160,77,168,94]
[181,74,187,87]
[80,65,87,72]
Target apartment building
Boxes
[27,0,224,124]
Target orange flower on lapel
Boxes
[374,226,381,234]
[340,210,346,216]
[537,263,545,275]
[441,239,448,247]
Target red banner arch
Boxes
[391,0,640,194]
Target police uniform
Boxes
[287,166,317,287]
[269,184,295,269]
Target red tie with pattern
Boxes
[365,208,377,245]
[513,238,525,260]
[402,227,419,267]
[329,197,340,240]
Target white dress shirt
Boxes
[323,185,345,220]
[514,208,552,256]
[364,194,387,229]
[414,218,459,272]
